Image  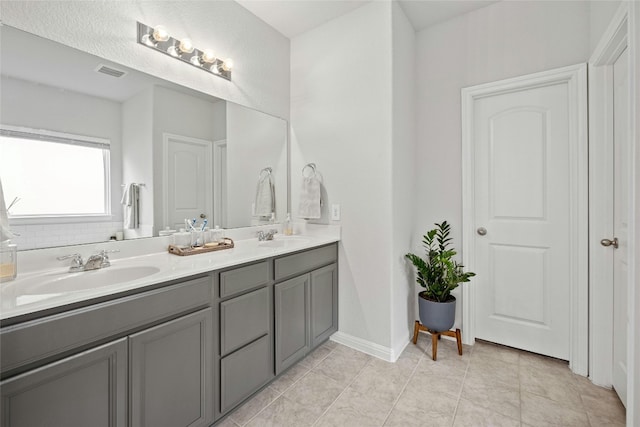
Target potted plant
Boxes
[405,221,475,332]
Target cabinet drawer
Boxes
[220,334,272,414]
[220,287,270,356]
[1,276,212,376]
[274,244,337,281]
[219,261,270,299]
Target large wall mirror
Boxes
[0,25,288,251]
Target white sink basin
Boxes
[258,236,311,248]
[9,266,162,296]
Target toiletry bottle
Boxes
[283,213,293,236]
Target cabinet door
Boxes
[274,274,310,374]
[311,263,338,348]
[1,338,127,427]
[130,309,213,427]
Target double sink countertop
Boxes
[1,225,340,322]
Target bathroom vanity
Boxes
[0,238,339,427]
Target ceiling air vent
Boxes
[94,64,127,78]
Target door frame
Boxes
[162,132,213,229]
[461,63,589,376]
[588,1,629,389]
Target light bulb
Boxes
[141,34,155,47]
[167,45,179,57]
[152,25,170,42]
[179,38,194,54]
[221,59,233,72]
[201,50,216,64]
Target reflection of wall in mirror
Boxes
[226,103,287,228]
[1,75,124,249]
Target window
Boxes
[0,126,111,218]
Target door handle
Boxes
[600,237,619,249]
[477,227,487,236]
[200,213,207,219]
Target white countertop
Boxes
[1,225,340,322]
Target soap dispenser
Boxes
[283,213,293,236]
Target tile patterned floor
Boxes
[218,336,626,427]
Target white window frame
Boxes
[0,124,112,224]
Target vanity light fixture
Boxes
[137,22,232,81]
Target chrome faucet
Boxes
[57,249,119,272]
[257,229,278,241]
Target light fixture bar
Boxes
[136,22,232,81]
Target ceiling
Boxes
[236,0,500,38]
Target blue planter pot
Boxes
[418,293,456,332]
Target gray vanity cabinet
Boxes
[274,274,311,374]
[216,261,274,417]
[310,263,338,348]
[1,338,127,427]
[130,308,213,427]
[274,244,338,375]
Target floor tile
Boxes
[270,363,311,393]
[521,390,590,426]
[519,363,584,411]
[460,370,520,420]
[453,398,520,427]
[387,387,457,426]
[229,386,281,425]
[283,371,344,416]
[348,362,410,403]
[224,342,626,427]
[245,395,319,427]
[315,388,393,427]
[313,347,371,386]
[298,345,334,369]
[581,391,626,426]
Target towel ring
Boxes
[259,167,272,179]
[302,163,316,178]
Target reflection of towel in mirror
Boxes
[121,183,139,229]
[0,178,15,242]
[254,174,275,217]
[298,176,321,219]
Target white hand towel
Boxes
[298,176,321,219]
[121,183,139,229]
[254,174,275,217]
[0,178,15,243]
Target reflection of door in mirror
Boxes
[163,134,213,232]
[214,140,228,228]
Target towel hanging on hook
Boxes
[299,163,321,219]
[255,166,275,217]
[302,163,316,178]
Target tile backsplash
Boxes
[9,221,124,250]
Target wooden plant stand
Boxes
[412,320,462,361]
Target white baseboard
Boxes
[330,331,404,362]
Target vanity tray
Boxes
[168,238,234,256]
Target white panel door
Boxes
[612,47,629,406]
[472,76,581,360]
[163,134,212,231]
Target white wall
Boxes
[122,88,154,239]
[390,2,416,357]
[226,103,287,228]
[291,1,394,351]
[590,0,623,52]
[414,1,591,328]
[0,1,290,120]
